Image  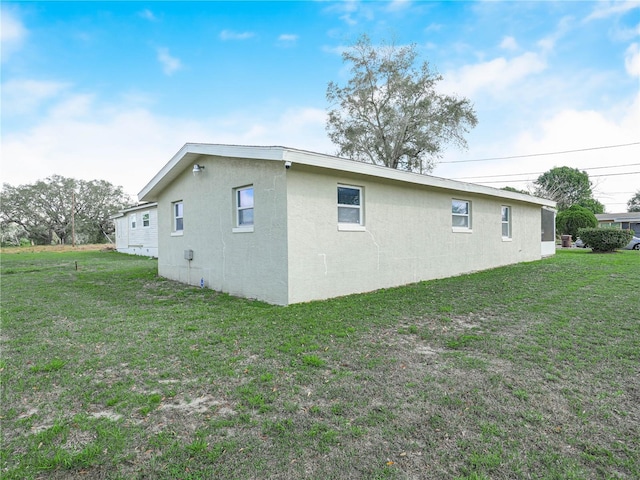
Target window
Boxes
[338,185,363,228]
[501,206,511,239]
[234,186,254,232]
[452,199,471,230]
[142,212,150,228]
[173,201,184,232]
[130,214,136,229]
[541,208,555,242]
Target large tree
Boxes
[628,190,640,212]
[0,175,132,245]
[534,166,594,211]
[326,34,478,173]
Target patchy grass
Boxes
[1,248,639,479]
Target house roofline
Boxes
[138,143,556,208]
[595,213,640,222]
[109,202,158,219]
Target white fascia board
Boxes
[282,148,556,208]
[109,202,158,219]
[138,144,288,201]
[138,143,556,208]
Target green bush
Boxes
[556,205,597,240]
[577,228,633,253]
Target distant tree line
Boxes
[1,175,132,246]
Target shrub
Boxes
[556,205,597,240]
[577,228,633,253]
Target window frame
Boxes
[130,213,137,230]
[452,199,472,232]
[337,184,365,231]
[501,205,512,240]
[172,201,184,235]
[142,211,150,228]
[233,185,254,233]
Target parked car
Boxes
[574,238,587,248]
[574,236,639,250]
[623,236,640,250]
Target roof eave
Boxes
[138,143,556,208]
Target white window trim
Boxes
[130,214,137,230]
[232,226,254,233]
[142,211,151,228]
[173,201,184,233]
[501,205,512,241]
[452,199,472,232]
[338,224,367,232]
[234,185,254,232]
[337,184,365,230]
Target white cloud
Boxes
[139,9,158,21]
[219,30,255,41]
[585,0,640,21]
[387,0,411,12]
[499,36,518,51]
[424,23,442,33]
[436,94,640,213]
[1,79,69,115]
[0,88,331,199]
[277,34,298,46]
[156,48,182,75]
[1,6,27,61]
[511,98,640,211]
[625,43,640,77]
[442,51,547,98]
[537,15,573,53]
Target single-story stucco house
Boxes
[595,212,640,236]
[111,202,158,257]
[138,143,556,305]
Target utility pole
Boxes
[72,191,76,247]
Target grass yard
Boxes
[1,247,639,479]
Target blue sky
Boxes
[2,1,639,212]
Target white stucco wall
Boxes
[285,165,545,304]
[156,156,289,305]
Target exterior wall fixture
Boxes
[192,164,205,175]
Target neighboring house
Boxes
[595,212,640,236]
[111,203,158,257]
[138,144,556,306]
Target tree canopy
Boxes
[0,175,132,246]
[534,166,594,211]
[556,205,598,240]
[627,190,640,212]
[326,34,478,174]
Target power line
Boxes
[452,162,640,180]
[475,171,640,184]
[440,141,640,164]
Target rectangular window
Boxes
[142,212,150,228]
[338,185,363,227]
[541,208,555,242]
[173,201,183,232]
[130,214,136,229]
[501,206,511,239]
[452,199,471,230]
[234,186,254,232]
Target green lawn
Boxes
[1,248,639,479]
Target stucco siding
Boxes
[157,156,289,305]
[286,166,544,304]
